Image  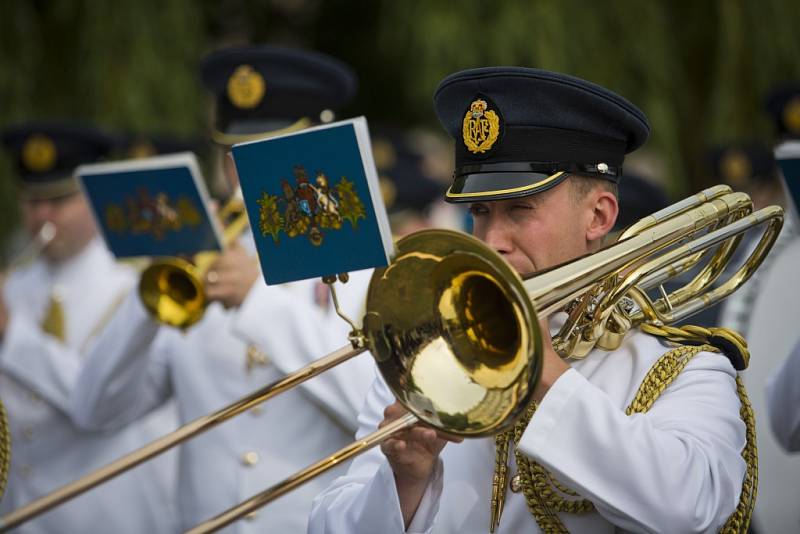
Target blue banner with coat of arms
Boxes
[77,152,222,258]
[232,117,393,285]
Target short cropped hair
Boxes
[569,173,619,203]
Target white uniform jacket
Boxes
[309,328,747,534]
[0,238,178,534]
[72,269,376,533]
[766,339,800,453]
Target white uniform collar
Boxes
[43,237,111,288]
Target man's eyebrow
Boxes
[513,195,540,207]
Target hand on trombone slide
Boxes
[379,400,463,527]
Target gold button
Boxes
[20,465,32,478]
[250,406,264,416]
[242,451,259,466]
[21,426,34,441]
[509,474,522,493]
[28,392,42,403]
[244,512,258,521]
[246,345,270,374]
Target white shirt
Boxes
[309,329,746,534]
[0,238,178,534]
[72,268,376,533]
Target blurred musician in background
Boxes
[712,141,794,335]
[739,82,800,533]
[71,46,377,533]
[371,125,447,237]
[766,339,800,453]
[0,123,177,533]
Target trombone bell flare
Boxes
[139,257,207,329]
[365,229,544,437]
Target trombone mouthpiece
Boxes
[38,222,56,245]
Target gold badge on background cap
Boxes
[720,149,752,187]
[379,176,397,209]
[782,96,800,134]
[22,134,57,173]
[372,139,397,170]
[227,64,266,109]
[463,98,500,154]
[128,140,156,159]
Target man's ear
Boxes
[585,189,618,243]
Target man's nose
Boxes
[482,218,513,255]
[29,200,54,223]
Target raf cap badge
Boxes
[462,97,500,154]
[22,134,57,173]
[227,64,266,109]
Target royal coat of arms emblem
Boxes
[256,165,366,246]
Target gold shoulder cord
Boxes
[0,396,10,501]
[491,325,757,533]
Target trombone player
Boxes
[309,68,754,533]
[70,46,376,533]
[0,123,177,533]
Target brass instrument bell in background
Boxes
[138,197,250,329]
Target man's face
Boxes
[21,192,97,263]
[469,180,597,276]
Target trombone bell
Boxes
[137,197,250,329]
[139,257,207,329]
[365,229,543,436]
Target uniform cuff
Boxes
[518,368,586,456]
[405,459,444,533]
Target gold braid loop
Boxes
[492,401,593,533]
[0,396,10,501]
[640,324,749,371]
[723,375,758,534]
[491,333,756,533]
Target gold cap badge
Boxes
[720,149,752,187]
[372,139,397,170]
[379,176,397,209]
[22,134,57,173]
[462,98,500,154]
[782,96,800,134]
[227,64,266,109]
[128,140,156,159]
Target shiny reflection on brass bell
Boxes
[139,257,207,329]
[364,229,543,437]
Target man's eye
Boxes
[468,205,488,216]
[511,204,533,211]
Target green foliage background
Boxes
[2,0,799,248]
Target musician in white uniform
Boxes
[766,338,800,453]
[309,68,753,533]
[0,123,177,534]
[72,46,376,533]
[719,84,800,533]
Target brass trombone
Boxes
[0,186,784,533]
[138,195,250,329]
